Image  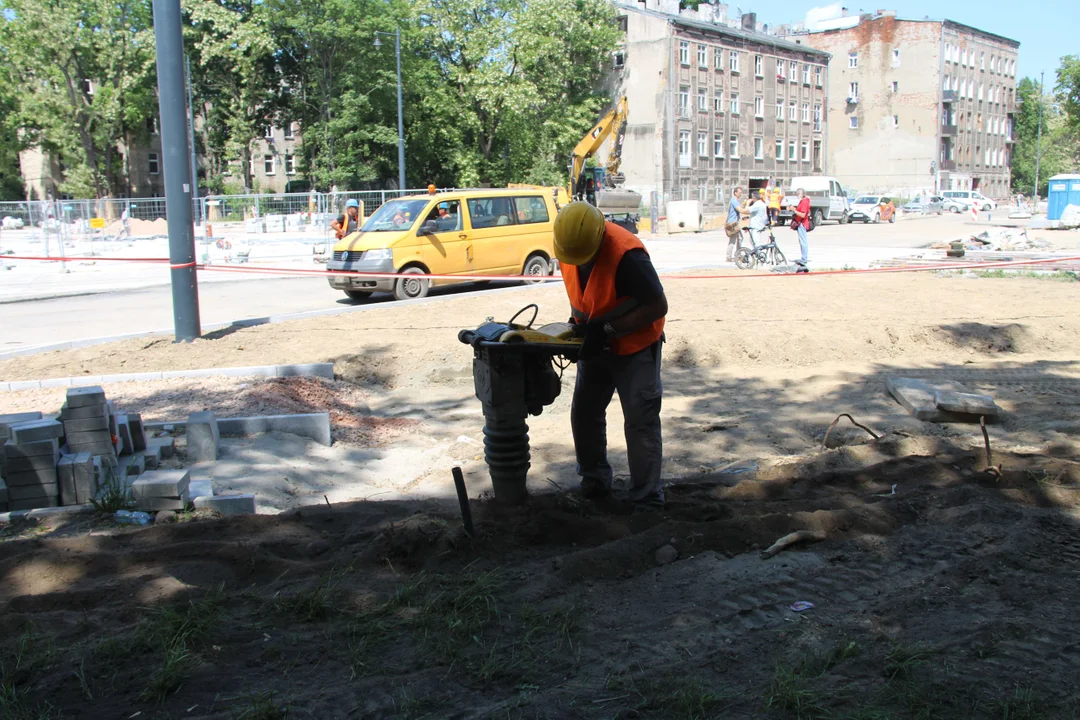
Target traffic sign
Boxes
[90,218,106,229]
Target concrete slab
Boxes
[131,469,190,500]
[186,412,220,462]
[188,479,213,500]
[118,453,147,478]
[127,414,148,452]
[194,493,256,516]
[115,413,133,457]
[217,413,332,446]
[934,390,1001,417]
[5,439,60,460]
[0,412,43,440]
[147,436,175,459]
[58,469,78,506]
[66,386,107,408]
[3,468,59,487]
[136,446,161,470]
[62,416,111,433]
[8,482,59,501]
[60,403,109,420]
[0,503,95,524]
[135,491,190,511]
[9,420,64,444]
[886,377,989,423]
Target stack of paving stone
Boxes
[2,419,64,511]
[132,469,191,512]
[57,453,96,506]
[60,386,118,458]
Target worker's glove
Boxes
[576,321,609,360]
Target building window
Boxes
[892,115,899,127]
[729,50,739,73]
[788,140,797,160]
[698,183,708,201]
[679,41,689,66]
[754,137,764,160]
[755,54,763,76]
[848,82,859,102]
[788,100,797,121]
[730,92,740,115]
[892,49,900,67]
[849,116,858,129]
[892,80,898,93]
[802,103,810,122]
[716,184,725,202]
[84,78,94,96]
[778,60,786,80]
[264,126,274,140]
[148,152,159,175]
[802,64,811,84]
[980,52,985,70]
[284,123,295,140]
[249,157,254,177]
[978,83,984,101]
[715,48,723,70]
[848,51,858,68]
[678,131,691,167]
[285,154,296,175]
[264,154,275,175]
[698,87,707,112]
[680,186,689,201]
[613,51,625,69]
[813,104,821,131]
[801,141,809,162]
[714,133,724,157]
[697,44,707,68]
[617,15,627,32]
[697,132,708,157]
[790,60,797,79]
[815,66,822,86]
[775,139,784,160]
[679,86,689,117]
[714,90,724,113]
[776,98,784,120]
[755,95,764,118]
[730,134,739,158]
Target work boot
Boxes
[579,477,612,499]
[632,492,666,514]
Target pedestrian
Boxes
[725,186,748,262]
[789,187,811,273]
[748,190,770,248]
[121,206,130,238]
[331,199,361,240]
[553,201,668,512]
[768,184,783,225]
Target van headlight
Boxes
[364,248,393,261]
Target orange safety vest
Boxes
[561,222,666,356]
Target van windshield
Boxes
[361,199,430,232]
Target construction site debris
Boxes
[934,390,1001,417]
[761,529,827,558]
[887,377,999,423]
[1061,204,1080,228]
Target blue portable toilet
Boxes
[1047,173,1080,220]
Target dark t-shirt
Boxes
[337,214,359,233]
[577,249,664,307]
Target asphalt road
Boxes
[0,214,981,356]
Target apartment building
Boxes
[795,13,1019,198]
[610,0,831,211]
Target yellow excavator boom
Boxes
[569,96,628,200]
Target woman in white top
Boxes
[747,189,770,247]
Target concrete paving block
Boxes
[0,479,7,506]
[63,416,111,433]
[9,481,59,500]
[934,390,1001,417]
[66,386,107,408]
[119,453,147,477]
[194,493,256,516]
[147,436,176,459]
[135,490,190,512]
[10,496,59,511]
[127,414,147,452]
[114,414,133,457]
[0,412,43,440]
[131,469,190,500]
[277,363,335,379]
[886,377,986,423]
[185,412,220,462]
[3,467,59,487]
[188,479,213,500]
[217,413,332,446]
[5,452,58,473]
[60,403,109,421]
[9,420,64,444]
[136,446,161,470]
[100,372,163,383]
[5,439,60,460]
[58,468,78,505]
[7,381,42,391]
[65,440,117,457]
[40,377,73,389]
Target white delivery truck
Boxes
[778,176,850,226]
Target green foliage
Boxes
[1056,55,1080,136]
[0,89,24,201]
[1013,70,1080,197]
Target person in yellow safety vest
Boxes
[331,199,361,240]
[768,184,783,225]
[553,201,668,512]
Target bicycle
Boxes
[735,227,788,271]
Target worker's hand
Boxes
[578,321,608,360]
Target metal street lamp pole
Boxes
[1034,71,1044,202]
[375,30,406,191]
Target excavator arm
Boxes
[569,96,628,200]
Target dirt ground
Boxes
[2,271,1080,717]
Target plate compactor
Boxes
[458,305,582,504]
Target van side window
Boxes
[467,197,517,229]
[420,199,461,233]
[512,196,549,225]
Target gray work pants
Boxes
[571,341,663,502]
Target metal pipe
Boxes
[452,467,475,537]
[394,28,406,191]
[1034,71,1044,202]
[185,54,201,226]
[153,0,202,342]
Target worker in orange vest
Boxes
[553,201,668,511]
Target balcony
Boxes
[942,89,958,102]
[939,159,956,171]
[940,124,958,136]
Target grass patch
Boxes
[987,684,1048,720]
[764,664,828,719]
[0,684,61,720]
[799,640,861,678]
[882,644,931,681]
[273,565,351,622]
[230,689,290,719]
[92,459,132,514]
[974,270,1077,281]
[633,674,724,719]
[0,623,54,687]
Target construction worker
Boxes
[768,184,783,225]
[553,201,668,511]
[331,199,361,240]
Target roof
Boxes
[803,13,1018,48]
[942,19,1020,48]
[1048,174,1080,181]
[620,3,831,59]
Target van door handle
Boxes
[459,233,468,240]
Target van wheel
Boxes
[344,290,372,301]
[813,209,824,226]
[393,267,430,301]
[522,255,550,285]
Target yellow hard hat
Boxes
[554,201,605,265]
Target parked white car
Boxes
[942,190,996,212]
[1,216,25,229]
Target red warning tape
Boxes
[5,254,1080,282]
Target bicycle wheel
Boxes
[770,246,788,269]
[735,247,756,270]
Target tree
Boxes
[0,77,25,201]
[1056,55,1080,136]
[1013,73,1079,197]
[0,0,157,198]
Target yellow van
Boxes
[327,188,559,301]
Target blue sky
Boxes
[765,0,1078,83]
